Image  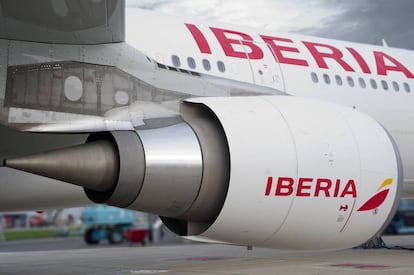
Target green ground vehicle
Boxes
[80,205,136,245]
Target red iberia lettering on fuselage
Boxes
[265,177,357,198]
[185,24,414,79]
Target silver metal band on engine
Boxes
[128,122,203,217]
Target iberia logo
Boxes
[357,178,393,212]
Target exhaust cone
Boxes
[5,140,119,192]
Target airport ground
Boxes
[0,235,414,274]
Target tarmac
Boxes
[0,235,414,275]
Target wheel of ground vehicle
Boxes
[108,227,124,244]
[84,228,100,245]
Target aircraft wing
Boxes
[0,0,173,134]
[0,0,125,44]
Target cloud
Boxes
[126,0,340,31]
[296,0,414,49]
[126,0,414,49]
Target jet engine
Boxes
[5,96,402,250]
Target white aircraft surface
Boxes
[0,0,412,250]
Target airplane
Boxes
[0,0,412,250]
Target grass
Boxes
[3,228,56,241]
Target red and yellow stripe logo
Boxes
[357,178,393,212]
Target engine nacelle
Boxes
[181,96,402,250]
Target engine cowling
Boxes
[5,96,402,250]
[182,96,402,250]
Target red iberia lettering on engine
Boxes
[296,178,312,196]
[340,179,357,198]
[210,27,264,59]
[265,177,357,198]
[260,35,308,66]
[275,177,294,196]
[265,177,273,196]
[333,179,341,197]
[315,178,332,197]
[303,41,355,72]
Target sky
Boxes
[126,0,414,50]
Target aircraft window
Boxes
[202,59,211,71]
[172,55,181,67]
[187,57,196,69]
[358,78,366,88]
[381,80,389,90]
[370,79,378,89]
[392,81,400,92]
[323,74,331,84]
[335,75,343,86]
[347,76,355,87]
[310,72,318,83]
[404,82,411,93]
[217,61,226,72]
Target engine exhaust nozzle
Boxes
[4,140,119,193]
